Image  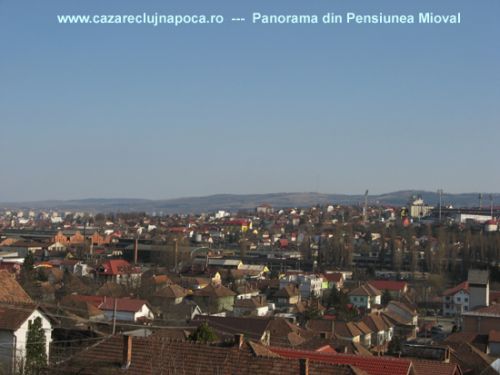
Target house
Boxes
[0,305,53,374]
[233,296,269,317]
[462,304,500,335]
[0,270,33,304]
[323,272,345,291]
[274,285,301,308]
[63,295,154,322]
[442,282,470,316]
[488,330,500,356]
[280,274,323,299]
[306,319,335,339]
[50,332,363,374]
[96,259,141,287]
[368,280,408,299]
[467,269,489,310]
[192,284,236,314]
[333,321,362,343]
[151,283,189,306]
[99,298,154,322]
[192,316,310,347]
[383,301,418,340]
[348,284,382,310]
[361,313,394,351]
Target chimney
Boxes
[234,334,244,349]
[122,335,132,369]
[299,358,309,375]
[133,238,139,265]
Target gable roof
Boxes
[442,282,469,297]
[99,259,139,276]
[193,283,236,298]
[270,347,413,375]
[368,280,407,292]
[275,284,300,298]
[99,297,149,313]
[154,284,188,299]
[0,270,32,304]
[334,321,362,339]
[348,284,381,297]
[0,304,36,331]
[52,334,361,375]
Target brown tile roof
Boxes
[348,284,381,297]
[154,284,188,299]
[192,316,311,347]
[306,319,335,335]
[463,303,500,317]
[334,321,362,339]
[234,297,266,309]
[275,284,300,298]
[51,334,360,374]
[488,330,500,343]
[368,280,407,292]
[362,313,391,332]
[447,341,494,375]
[411,360,462,375]
[193,283,236,298]
[0,270,32,304]
[0,304,36,330]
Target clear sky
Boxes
[0,0,499,201]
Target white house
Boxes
[0,306,52,374]
[279,274,323,299]
[442,281,470,316]
[99,298,154,322]
[348,284,382,310]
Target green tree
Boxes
[20,252,35,283]
[382,289,392,305]
[24,317,47,375]
[188,322,218,343]
[388,335,403,356]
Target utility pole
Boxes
[479,193,483,209]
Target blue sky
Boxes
[0,0,499,201]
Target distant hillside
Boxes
[1,191,499,214]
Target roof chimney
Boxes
[122,335,132,369]
[234,334,244,349]
[299,358,309,375]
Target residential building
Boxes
[348,284,381,310]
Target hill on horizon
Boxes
[1,190,499,214]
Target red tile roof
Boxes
[442,282,469,297]
[324,273,344,283]
[99,259,139,276]
[270,347,412,375]
[51,335,359,375]
[368,280,407,292]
